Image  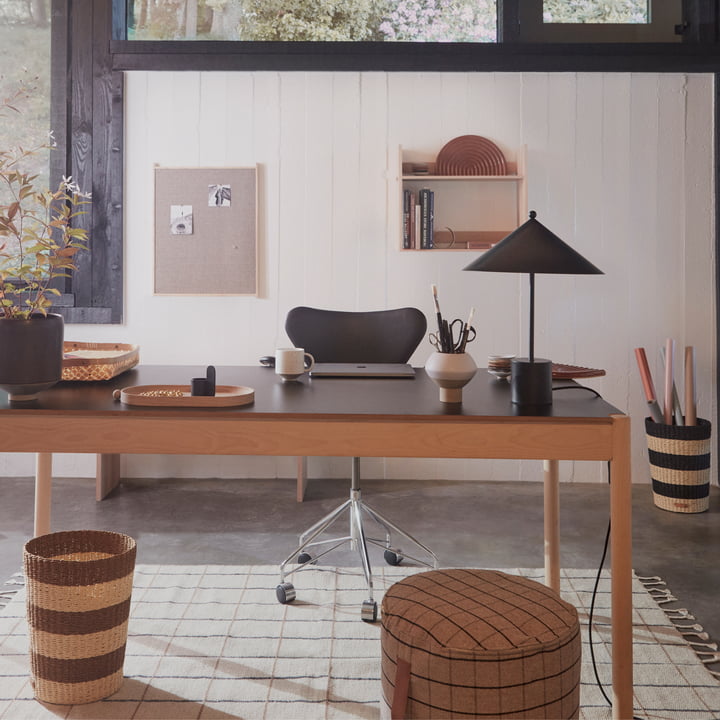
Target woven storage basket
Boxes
[23,530,136,704]
[645,417,712,513]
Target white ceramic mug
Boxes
[275,348,315,382]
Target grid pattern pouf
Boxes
[380,568,581,719]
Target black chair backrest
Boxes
[285,306,427,364]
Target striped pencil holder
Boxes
[645,418,712,513]
[23,530,136,704]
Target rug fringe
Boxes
[0,571,24,610]
[639,575,720,674]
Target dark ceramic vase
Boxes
[0,313,64,401]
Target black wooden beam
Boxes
[92,0,124,322]
[50,0,121,323]
[715,73,720,480]
[110,40,720,74]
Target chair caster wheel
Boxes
[276,582,296,604]
[361,599,378,623]
[384,549,403,566]
[297,552,314,565]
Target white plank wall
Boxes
[0,71,713,487]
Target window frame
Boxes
[516,0,684,43]
[57,0,720,326]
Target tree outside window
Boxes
[543,0,648,24]
[127,0,497,42]
[0,0,51,194]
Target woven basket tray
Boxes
[62,342,139,382]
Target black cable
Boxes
[552,384,602,398]
[552,385,658,718]
[587,499,613,707]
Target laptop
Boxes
[309,363,416,378]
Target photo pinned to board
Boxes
[170,205,193,235]
[209,184,231,207]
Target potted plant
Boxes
[0,82,90,401]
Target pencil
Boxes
[663,338,674,425]
[458,307,475,353]
[634,347,663,424]
[685,346,697,426]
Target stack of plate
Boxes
[487,354,515,380]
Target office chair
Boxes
[275,306,438,622]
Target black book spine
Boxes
[427,189,434,249]
[420,188,429,249]
[402,189,411,249]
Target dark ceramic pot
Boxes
[0,313,64,401]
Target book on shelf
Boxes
[402,190,412,249]
[419,188,434,249]
[414,200,421,249]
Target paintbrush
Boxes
[431,284,447,352]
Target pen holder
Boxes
[645,417,712,513]
[425,351,477,403]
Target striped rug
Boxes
[0,565,719,719]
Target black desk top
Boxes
[0,365,623,422]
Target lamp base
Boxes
[511,358,553,407]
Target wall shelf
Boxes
[399,144,527,251]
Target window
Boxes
[52,1,718,324]
[0,1,51,205]
[517,0,683,43]
[125,0,498,42]
[544,0,648,24]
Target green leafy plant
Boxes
[0,82,90,319]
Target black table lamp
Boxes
[463,210,603,408]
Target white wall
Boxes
[1,71,714,485]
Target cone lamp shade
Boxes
[463,211,603,407]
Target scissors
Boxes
[429,321,476,353]
[448,318,476,352]
[429,331,445,352]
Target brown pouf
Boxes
[381,569,581,719]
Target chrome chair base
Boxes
[275,458,438,622]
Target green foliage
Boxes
[0,24,51,188]
[0,84,90,319]
[378,0,495,42]
[128,0,495,42]
[235,0,386,41]
[543,0,647,24]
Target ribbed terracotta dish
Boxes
[551,364,606,379]
[435,135,507,176]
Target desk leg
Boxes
[543,459,560,593]
[34,453,53,537]
[96,454,121,501]
[296,456,308,503]
[610,414,633,720]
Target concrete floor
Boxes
[2,473,719,655]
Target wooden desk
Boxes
[0,365,633,719]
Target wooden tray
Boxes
[552,364,606,380]
[113,384,254,407]
[63,342,139,381]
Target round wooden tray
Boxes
[113,384,254,407]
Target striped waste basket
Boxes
[645,417,712,513]
[23,530,136,704]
